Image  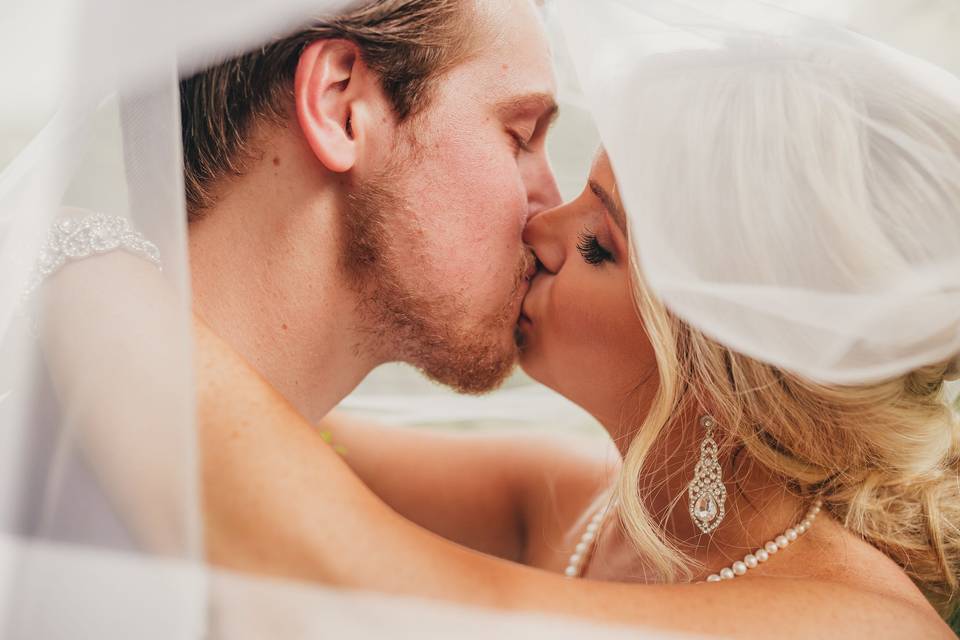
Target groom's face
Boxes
[350,0,561,392]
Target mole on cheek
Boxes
[272,157,281,167]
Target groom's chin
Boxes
[415,330,520,395]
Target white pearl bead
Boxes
[720,568,735,580]
[785,528,798,541]
[802,518,813,528]
[706,574,722,582]
[765,541,779,554]
[564,566,578,577]
[775,535,789,548]
[582,531,595,542]
[575,542,588,554]
[732,561,748,575]
[744,554,758,568]
[811,505,821,514]
[796,523,807,534]
[569,553,581,565]
[586,522,599,533]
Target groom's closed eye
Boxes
[495,92,560,148]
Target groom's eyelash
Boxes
[577,228,615,266]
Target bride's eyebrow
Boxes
[589,180,626,234]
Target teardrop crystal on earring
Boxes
[688,415,727,534]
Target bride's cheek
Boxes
[554,277,603,343]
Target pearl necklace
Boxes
[703,498,822,582]
[564,497,823,581]
[564,500,614,577]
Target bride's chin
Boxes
[519,359,593,421]
[517,345,542,380]
[518,350,558,394]
[516,321,555,387]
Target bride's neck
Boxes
[592,411,809,582]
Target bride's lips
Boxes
[518,292,533,326]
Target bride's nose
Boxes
[522,205,565,275]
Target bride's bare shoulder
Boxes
[660,518,949,638]
[695,578,946,638]
[515,502,951,638]
[519,569,953,639]
[812,519,951,632]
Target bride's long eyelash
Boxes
[576,229,615,266]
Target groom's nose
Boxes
[523,157,562,222]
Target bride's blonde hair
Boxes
[615,285,960,617]
[608,42,960,620]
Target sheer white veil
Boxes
[0,0,957,637]
[555,0,960,385]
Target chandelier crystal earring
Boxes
[688,415,726,534]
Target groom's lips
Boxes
[517,255,538,325]
[524,259,538,281]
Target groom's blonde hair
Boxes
[609,43,960,620]
[179,0,483,219]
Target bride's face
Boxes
[519,152,656,429]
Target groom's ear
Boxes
[294,39,368,174]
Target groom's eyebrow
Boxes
[589,180,627,234]
[495,92,560,126]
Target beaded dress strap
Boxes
[23,213,162,300]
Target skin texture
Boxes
[189,0,561,424]
[193,152,952,638]
[194,312,952,639]
[519,153,656,437]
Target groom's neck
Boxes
[188,134,381,423]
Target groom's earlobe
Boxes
[295,39,360,173]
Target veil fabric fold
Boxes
[1,0,958,637]
[555,0,960,385]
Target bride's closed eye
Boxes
[576,228,615,266]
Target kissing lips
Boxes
[519,251,538,316]
[524,254,538,281]
[519,289,534,326]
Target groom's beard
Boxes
[342,170,527,394]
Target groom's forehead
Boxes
[477,2,557,102]
[481,0,554,72]
[433,0,557,121]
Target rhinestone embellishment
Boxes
[688,415,726,534]
[23,214,161,299]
